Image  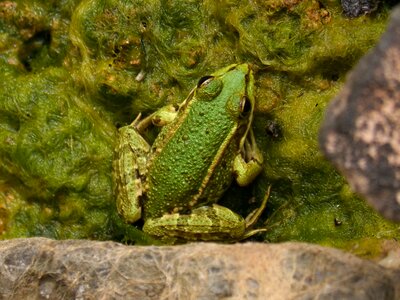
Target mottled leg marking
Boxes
[143,204,247,241]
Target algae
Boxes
[0,0,398,252]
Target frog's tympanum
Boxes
[113,64,268,241]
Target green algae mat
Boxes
[0,0,398,255]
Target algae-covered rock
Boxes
[0,0,399,252]
[0,65,117,239]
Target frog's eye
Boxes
[196,76,223,101]
[239,96,252,117]
[197,76,214,87]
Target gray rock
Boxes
[341,0,380,17]
[319,6,400,222]
[0,238,398,299]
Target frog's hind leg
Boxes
[143,205,247,241]
[113,124,151,223]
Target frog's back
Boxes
[144,98,239,218]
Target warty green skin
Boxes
[113,64,265,241]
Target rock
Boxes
[341,0,380,17]
[0,238,398,299]
[319,6,400,222]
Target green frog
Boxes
[113,63,268,241]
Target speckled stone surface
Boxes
[0,238,399,299]
[341,0,380,17]
[320,6,400,222]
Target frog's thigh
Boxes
[143,204,246,240]
[233,154,263,186]
[114,125,150,223]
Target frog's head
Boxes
[194,63,255,124]
[198,63,255,147]
[219,63,254,125]
[179,63,255,152]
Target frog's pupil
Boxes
[197,76,213,87]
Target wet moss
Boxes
[0,0,398,252]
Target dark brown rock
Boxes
[319,6,400,222]
[0,238,398,299]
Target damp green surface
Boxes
[0,0,398,255]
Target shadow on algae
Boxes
[0,0,398,256]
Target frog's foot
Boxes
[135,104,179,133]
[241,185,271,240]
[151,104,179,127]
[234,128,264,186]
[143,205,247,241]
[130,113,143,127]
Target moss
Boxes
[0,0,398,252]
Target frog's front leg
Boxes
[143,205,247,241]
[234,128,264,186]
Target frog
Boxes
[113,63,269,242]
